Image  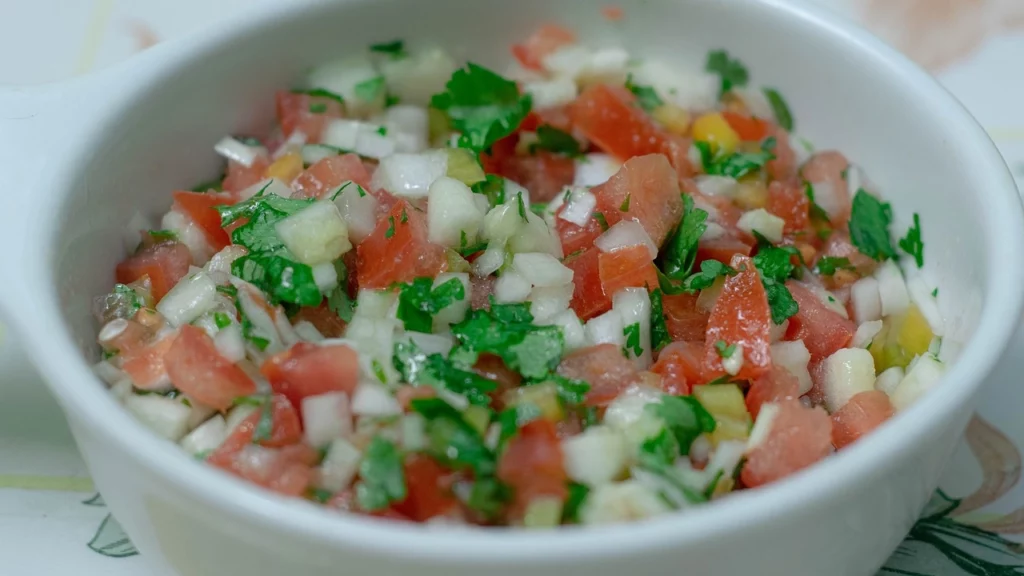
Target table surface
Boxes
[4,1,1024,574]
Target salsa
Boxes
[92,24,945,527]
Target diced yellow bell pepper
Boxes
[869,317,912,372]
[692,113,739,155]
[429,107,452,147]
[897,304,934,358]
[445,249,472,273]
[711,476,735,499]
[445,148,486,186]
[693,384,747,420]
[504,383,564,422]
[733,181,768,210]
[264,152,303,183]
[708,416,750,445]
[463,405,492,437]
[652,104,691,136]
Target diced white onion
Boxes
[721,343,745,376]
[273,131,307,159]
[850,277,882,323]
[239,177,292,201]
[585,308,626,348]
[354,124,396,159]
[371,151,447,198]
[544,309,587,351]
[301,144,342,166]
[604,385,665,448]
[275,202,352,266]
[125,394,192,441]
[574,153,621,188]
[235,283,284,353]
[746,403,779,451]
[875,366,905,396]
[509,206,563,258]
[293,320,325,342]
[354,288,399,320]
[205,245,248,276]
[701,222,727,241]
[529,283,574,323]
[214,136,264,168]
[351,383,402,417]
[820,347,876,413]
[524,77,578,110]
[581,480,670,525]
[705,440,746,486]
[302,392,353,447]
[542,45,592,79]
[852,320,884,349]
[695,175,739,198]
[875,260,910,317]
[307,56,384,118]
[321,119,362,150]
[513,253,574,288]
[736,209,785,244]
[405,331,455,357]
[319,438,362,492]
[890,355,945,410]
[343,317,400,384]
[494,270,532,303]
[180,415,227,456]
[696,277,726,312]
[312,262,339,294]
[769,319,789,343]
[472,243,506,277]
[428,176,487,247]
[401,413,428,451]
[594,220,658,259]
[809,180,845,221]
[330,181,379,243]
[613,288,652,369]
[559,187,597,227]
[562,425,628,486]
[379,47,457,107]
[213,324,246,363]
[382,105,429,153]
[906,275,944,336]
[579,47,630,86]
[157,271,217,327]
[123,211,156,252]
[161,209,214,265]
[93,360,128,387]
[807,283,849,319]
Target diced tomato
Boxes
[818,231,877,277]
[765,128,797,182]
[568,85,668,161]
[661,292,709,343]
[473,354,522,408]
[784,281,856,362]
[831,390,894,449]
[746,365,800,419]
[661,134,697,180]
[121,332,177,390]
[222,156,270,193]
[722,111,770,142]
[275,90,344,142]
[511,24,576,71]
[740,399,832,488]
[598,245,659,295]
[164,325,256,411]
[370,187,400,221]
[765,180,809,235]
[219,394,304,448]
[563,248,612,321]
[393,454,460,522]
[497,420,568,521]
[491,152,576,203]
[470,274,496,310]
[558,343,640,406]
[480,134,519,176]
[172,190,234,251]
[356,200,447,289]
[703,255,772,380]
[292,153,372,199]
[208,420,317,497]
[115,241,192,302]
[800,151,850,225]
[99,318,154,358]
[696,234,754,266]
[555,212,603,257]
[602,5,625,21]
[292,304,348,338]
[591,154,683,247]
[260,342,361,409]
[651,341,707,395]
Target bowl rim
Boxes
[23,0,1024,563]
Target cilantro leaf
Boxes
[625,74,664,112]
[562,482,590,524]
[396,277,466,333]
[683,259,737,292]
[815,256,854,276]
[471,173,506,207]
[532,124,583,158]
[393,341,497,406]
[899,213,924,268]
[696,138,776,179]
[450,305,564,380]
[291,88,345,105]
[658,195,708,280]
[217,191,314,256]
[355,437,407,511]
[593,212,609,231]
[804,182,831,223]
[309,102,328,114]
[326,259,355,322]
[232,255,322,306]
[647,395,717,455]
[147,229,177,243]
[410,398,495,475]
[430,63,532,152]
[752,236,801,325]
[715,340,737,358]
[763,88,794,132]
[354,76,385,102]
[466,477,510,520]
[385,216,396,239]
[635,429,708,506]
[848,189,896,261]
[370,39,407,59]
[623,322,643,357]
[762,280,799,325]
[705,49,749,97]
[620,194,631,212]
[650,289,672,353]
[213,312,232,329]
[545,374,591,406]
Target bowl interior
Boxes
[36,0,1020,557]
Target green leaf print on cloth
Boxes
[83,493,138,558]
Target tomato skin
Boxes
[115,241,193,302]
[497,419,568,522]
[275,91,344,142]
[765,180,810,235]
[568,85,668,161]
[597,245,659,296]
[172,190,234,251]
[356,200,447,289]
[120,332,176,390]
[511,24,576,71]
[222,156,270,193]
[260,342,361,409]
[746,365,800,419]
[563,248,612,321]
[591,154,683,247]
[392,454,460,522]
[292,154,372,199]
[163,325,256,411]
[784,281,856,362]
[651,341,707,395]
[661,292,709,343]
[555,211,603,257]
[831,390,894,449]
[492,152,576,203]
[557,343,640,406]
[740,399,832,488]
[703,255,772,380]
[722,111,771,142]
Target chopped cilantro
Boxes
[658,195,708,280]
[497,404,542,448]
[354,76,386,102]
[899,213,924,268]
[529,203,548,217]
[385,215,397,239]
[704,469,726,500]
[647,395,717,455]
[292,88,345,104]
[376,125,388,136]
[545,374,591,406]
[217,284,238,297]
[369,39,407,59]
[623,322,643,357]
[450,304,564,380]
[326,259,355,322]
[804,182,831,223]
[430,63,532,153]
[715,340,737,358]
[308,102,328,114]
[396,277,466,333]
[306,488,334,504]
[354,437,407,511]
[471,174,506,207]
[705,49,749,97]
[191,176,225,193]
[147,229,177,242]
[619,194,631,212]
[625,74,664,112]
[562,482,590,524]
[515,193,529,223]
[682,259,737,292]
[848,189,896,261]
[932,287,939,298]
[815,256,854,276]
[232,255,322,307]
[371,359,388,384]
[752,235,801,325]
[636,429,707,505]
[762,88,793,131]
[410,398,495,475]
[593,212,609,231]
[393,341,498,405]
[213,312,232,329]
[532,125,582,157]
[385,93,401,107]
[650,289,672,352]
[466,477,509,520]
[695,137,775,179]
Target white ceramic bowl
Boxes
[1,0,1022,574]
